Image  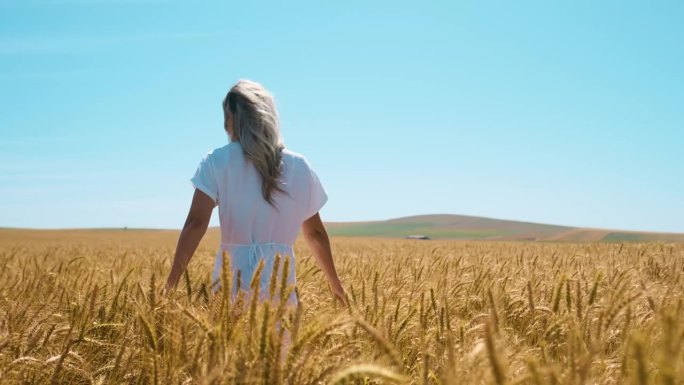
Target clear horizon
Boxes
[3,212,684,235]
[1,1,683,233]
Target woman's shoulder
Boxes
[282,147,312,167]
[282,147,304,160]
[202,143,311,169]
[203,141,241,162]
[191,142,241,175]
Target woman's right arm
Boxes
[301,213,347,305]
[164,189,214,291]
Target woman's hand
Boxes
[302,213,348,308]
[161,283,174,297]
[165,189,214,296]
[331,284,348,306]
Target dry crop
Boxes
[1,232,683,384]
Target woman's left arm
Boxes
[164,189,215,290]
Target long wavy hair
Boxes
[223,80,286,207]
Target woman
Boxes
[164,80,346,306]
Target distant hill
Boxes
[2,214,682,243]
[325,214,684,242]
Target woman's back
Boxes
[165,79,344,308]
[190,141,327,302]
[191,141,327,246]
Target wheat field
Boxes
[1,231,683,384]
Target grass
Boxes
[1,232,683,384]
[327,222,436,237]
[603,233,647,242]
[327,223,506,239]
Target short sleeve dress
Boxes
[190,141,328,305]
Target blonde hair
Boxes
[223,80,286,207]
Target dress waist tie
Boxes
[220,242,292,270]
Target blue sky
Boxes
[1,0,682,232]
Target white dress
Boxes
[190,141,328,305]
